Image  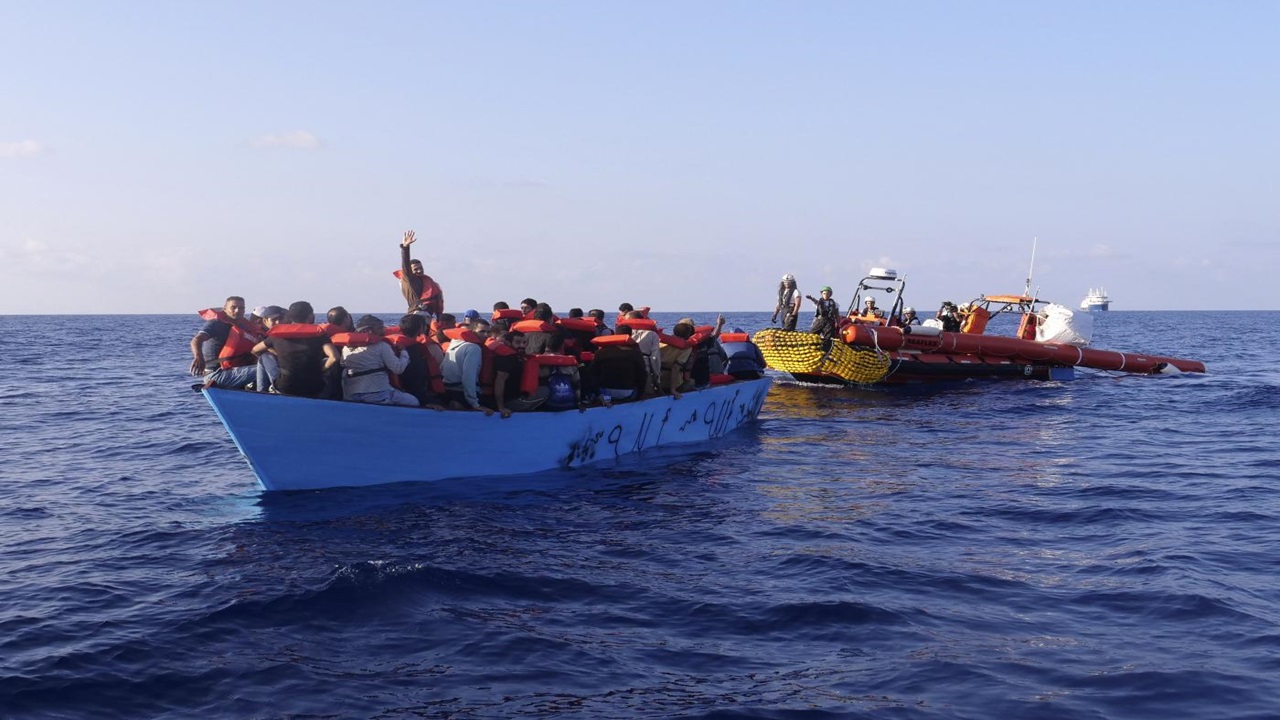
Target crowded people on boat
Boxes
[772,274,802,331]
[189,296,259,389]
[193,267,769,413]
[805,286,841,338]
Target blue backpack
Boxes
[545,369,576,409]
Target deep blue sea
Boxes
[2,311,1278,719]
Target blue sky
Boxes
[2,1,1276,314]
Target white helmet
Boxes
[903,307,915,314]
[781,273,795,282]
[864,297,875,304]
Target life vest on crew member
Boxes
[392,269,445,315]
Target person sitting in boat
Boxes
[805,286,841,338]
[857,297,885,321]
[772,274,802,331]
[394,230,444,317]
[900,307,921,326]
[587,329,650,404]
[392,314,442,407]
[486,331,538,417]
[684,315,727,389]
[538,333,585,411]
[623,310,662,394]
[190,296,259,389]
[251,301,339,398]
[722,328,767,380]
[936,301,962,332]
[441,326,494,414]
[519,298,539,319]
[339,315,418,407]
[585,309,611,335]
[521,303,558,355]
[324,306,355,335]
[251,305,287,392]
[659,322,697,397]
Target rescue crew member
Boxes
[805,286,841,338]
[772,274,802,331]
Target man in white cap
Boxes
[772,274,802,331]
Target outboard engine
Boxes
[1036,303,1094,346]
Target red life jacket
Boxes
[618,318,658,331]
[719,332,750,343]
[219,324,262,369]
[198,308,262,369]
[479,337,520,395]
[591,334,637,347]
[512,319,553,334]
[392,269,445,315]
[520,353,578,396]
[329,332,385,348]
[491,309,523,322]
[267,323,330,338]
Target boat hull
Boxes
[203,378,772,491]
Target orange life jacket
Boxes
[556,317,598,333]
[718,332,750,343]
[512,319,554,334]
[479,337,520,395]
[267,323,330,339]
[442,327,483,345]
[618,318,657,331]
[520,353,578,396]
[591,334,637,347]
[218,324,262,369]
[329,332,385,348]
[491,309,523,322]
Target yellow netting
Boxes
[753,329,891,384]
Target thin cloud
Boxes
[249,131,322,149]
[0,140,46,158]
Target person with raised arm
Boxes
[394,230,444,317]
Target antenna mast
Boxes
[1024,237,1038,298]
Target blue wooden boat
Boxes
[203,378,772,491]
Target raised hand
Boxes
[401,230,416,248]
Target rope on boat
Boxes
[753,328,890,384]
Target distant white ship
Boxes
[1080,288,1111,312]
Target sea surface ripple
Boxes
[1,311,1277,719]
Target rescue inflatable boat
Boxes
[755,269,1206,386]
